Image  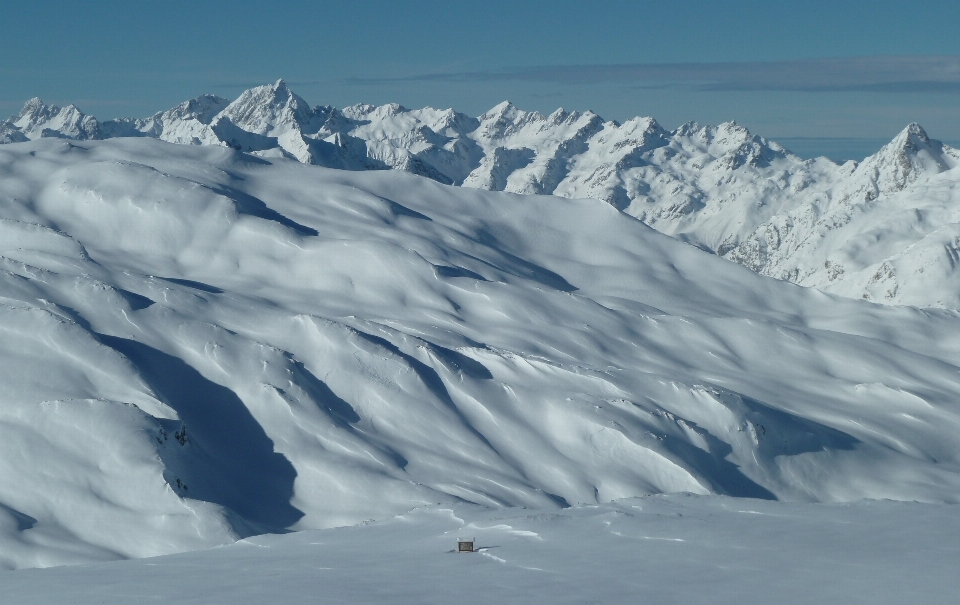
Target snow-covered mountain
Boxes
[2,137,960,569]
[726,124,960,307]
[4,82,960,308]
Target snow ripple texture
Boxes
[1,138,960,568]
[4,81,960,309]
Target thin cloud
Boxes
[345,56,960,93]
[210,80,332,89]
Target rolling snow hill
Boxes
[4,81,960,309]
[1,137,960,569]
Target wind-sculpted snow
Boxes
[2,138,960,569]
[5,82,960,308]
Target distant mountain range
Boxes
[4,80,959,308]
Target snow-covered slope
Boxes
[6,83,960,308]
[6,496,959,605]
[2,138,960,569]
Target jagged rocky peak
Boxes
[475,101,545,140]
[671,121,726,151]
[888,123,957,168]
[554,108,606,132]
[894,122,932,149]
[475,101,605,143]
[163,94,231,124]
[341,102,407,121]
[547,107,596,125]
[621,115,663,132]
[8,97,63,131]
[710,121,755,148]
[218,79,316,136]
[227,78,296,109]
[615,116,669,144]
[316,106,349,133]
[369,103,408,118]
[479,100,521,121]
[585,116,670,162]
[673,121,701,137]
[668,120,791,170]
[11,97,52,125]
[673,120,750,144]
[341,103,378,119]
[854,123,959,196]
[6,97,101,141]
[413,107,480,137]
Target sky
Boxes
[2,0,959,160]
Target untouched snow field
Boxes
[1,137,960,586]
[4,495,959,604]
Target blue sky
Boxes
[2,0,958,159]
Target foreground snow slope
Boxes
[5,496,959,605]
[1,138,960,568]
[6,83,960,308]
